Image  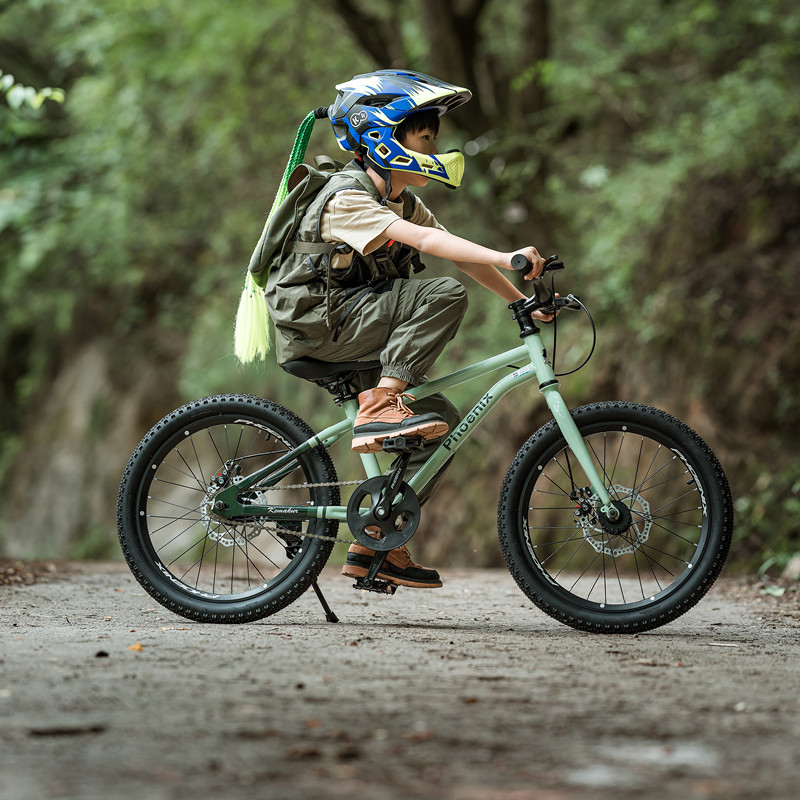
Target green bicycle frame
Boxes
[214,331,616,523]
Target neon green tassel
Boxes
[234,111,318,364]
[234,272,271,363]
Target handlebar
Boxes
[511,253,564,276]
[508,254,581,317]
[508,255,597,376]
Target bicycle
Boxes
[116,256,733,633]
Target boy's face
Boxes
[394,126,438,189]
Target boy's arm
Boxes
[454,260,556,321]
[382,217,554,319]
[381,218,544,279]
[453,260,525,303]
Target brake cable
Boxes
[547,273,598,377]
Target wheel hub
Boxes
[574,484,652,557]
[201,474,265,548]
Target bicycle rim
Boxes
[520,416,715,613]
[134,413,331,603]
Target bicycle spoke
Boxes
[521,421,715,611]
[135,414,334,601]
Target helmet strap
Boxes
[357,150,393,206]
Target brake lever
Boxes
[543,255,564,271]
[554,294,581,311]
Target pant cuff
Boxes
[381,365,422,385]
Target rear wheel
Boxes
[498,402,733,632]
[117,395,339,623]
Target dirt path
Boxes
[1,562,799,800]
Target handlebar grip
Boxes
[512,253,564,277]
[511,254,533,275]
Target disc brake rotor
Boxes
[576,484,652,557]
[201,476,267,548]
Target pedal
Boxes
[352,578,398,595]
[381,436,424,452]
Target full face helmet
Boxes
[329,69,472,190]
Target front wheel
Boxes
[497,402,733,633]
[117,395,339,623]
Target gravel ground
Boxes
[1,561,799,800]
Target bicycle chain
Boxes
[274,480,363,490]
[239,479,364,545]
[262,522,354,546]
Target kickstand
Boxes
[310,580,339,623]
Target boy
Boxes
[265,70,551,588]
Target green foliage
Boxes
[734,466,800,573]
[2,0,800,566]
[0,69,64,111]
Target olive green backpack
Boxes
[235,110,334,363]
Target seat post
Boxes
[322,373,359,406]
[342,399,382,480]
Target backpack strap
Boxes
[290,241,338,255]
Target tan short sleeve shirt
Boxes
[319,190,446,271]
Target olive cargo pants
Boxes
[307,276,469,504]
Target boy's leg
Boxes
[307,277,467,588]
[310,276,466,498]
[312,276,468,452]
[310,276,468,387]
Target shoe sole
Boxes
[351,420,449,454]
[341,564,443,589]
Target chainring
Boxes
[346,477,421,551]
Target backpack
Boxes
[240,154,423,364]
[247,156,362,289]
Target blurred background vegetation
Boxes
[1,0,798,574]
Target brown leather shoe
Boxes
[351,388,449,453]
[341,542,443,588]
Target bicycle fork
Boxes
[523,334,618,520]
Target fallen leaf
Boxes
[403,730,434,742]
[29,725,106,737]
[286,744,321,760]
[126,642,143,652]
[95,651,110,659]
[336,743,360,760]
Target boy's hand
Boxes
[504,247,544,280]
[532,303,558,323]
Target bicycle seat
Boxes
[281,357,381,383]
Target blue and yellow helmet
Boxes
[329,70,472,189]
